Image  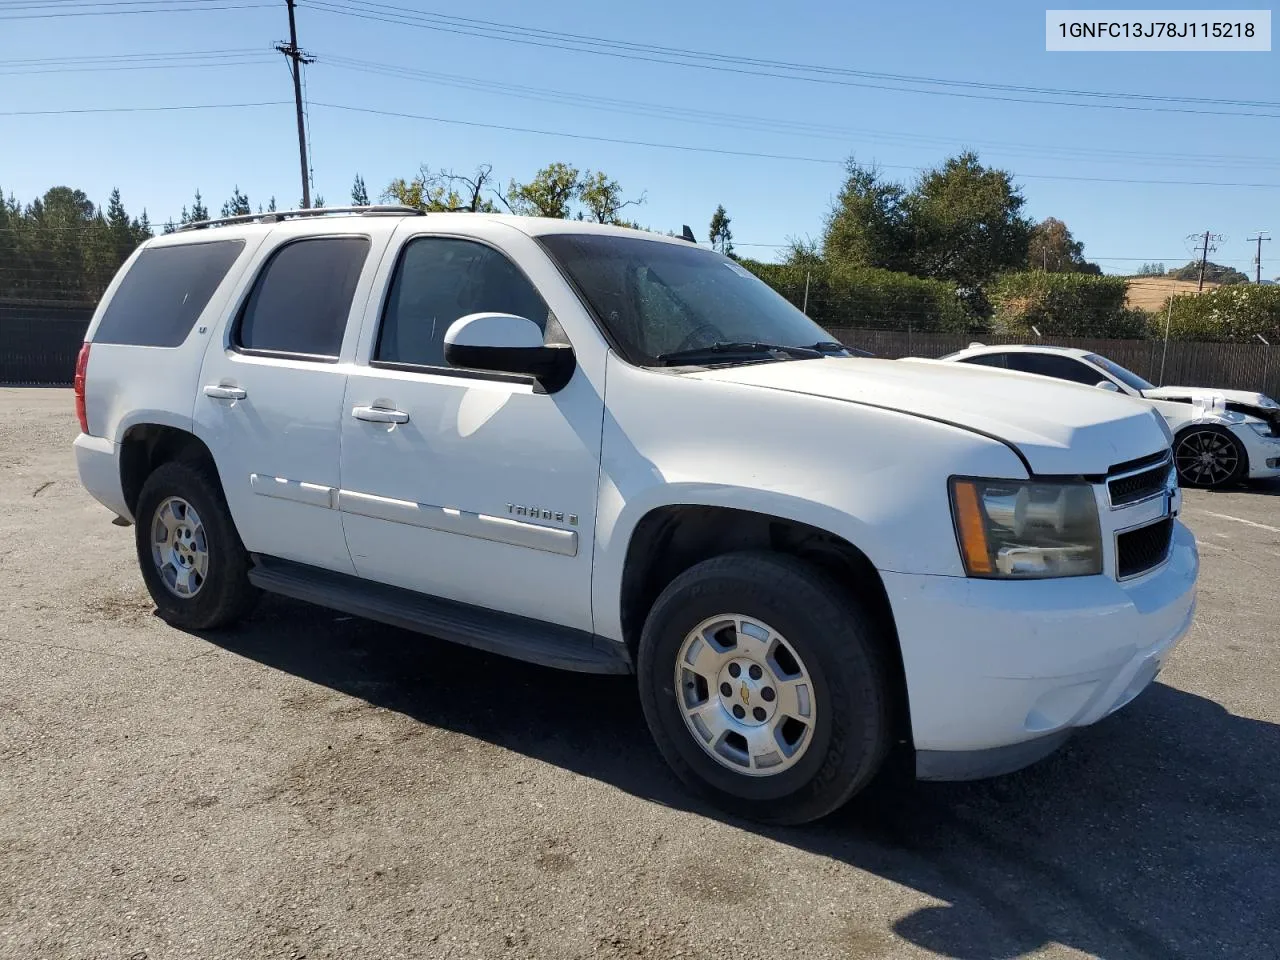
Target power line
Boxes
[305,0,1280,119]
[0,101,289,116]
[0,2,273,19]
[317,53,1280,172]
[308,101,1280,189]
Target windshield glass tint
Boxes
[1086,353,1155,391]
[537,233,831,365]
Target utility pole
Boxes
[1187,230,1223,291]
[1247,233,1271,284]
[276,0,315,208]
[1192,231,1203,291]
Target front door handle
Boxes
[203,384,247,401]
[352,405,409,424]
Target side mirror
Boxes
[1095,380,1121,392]
[443,313,575,393]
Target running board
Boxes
[247,556,632,675]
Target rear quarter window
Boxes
[93,240,245,347]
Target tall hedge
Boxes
[1156,285,1280,342]
[990,272,1143,338]
[741,260,979,332]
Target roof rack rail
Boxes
[176,204,425,232]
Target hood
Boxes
[690,357,1169,476]
[1142,385,1278,410]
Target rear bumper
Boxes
[883,521,1198,779]
[74,433,130,520]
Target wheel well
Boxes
[619,505,911,743]
[120,425,219,516]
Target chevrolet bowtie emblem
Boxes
[739,684,750,706]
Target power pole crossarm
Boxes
[277,0,315,208]
[1247,233,1271,284]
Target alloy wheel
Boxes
[674,614,817,776]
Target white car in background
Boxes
[941,344,1280,489]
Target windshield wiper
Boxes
[805,340,851,355]
[657,341,825,366]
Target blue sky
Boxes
[3,0,1277,276]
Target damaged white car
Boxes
[941,344,1280,489]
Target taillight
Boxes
[74,342,91,434]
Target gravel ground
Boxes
[2,386,1278,960]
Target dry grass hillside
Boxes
[1125,276,1219,311]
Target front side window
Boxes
[236,236,370,358]
[95,240,244,347]
[537,233,832,366]
[1086,354,1154,392]
[375,237,552,369]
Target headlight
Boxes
[1248,421,1277,438]
[950,478,1102,579]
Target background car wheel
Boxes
[637,551,892,825]
[1174,426,1247,489]
[134,460,259,630]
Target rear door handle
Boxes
[352,405,409,424]
[203,384,247,400]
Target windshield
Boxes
[1086,353,1155,392]
[537,233,833,366]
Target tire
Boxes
[134,459,259,630]
[637,551,892,825]
[1174,425,1247,489]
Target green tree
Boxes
[708,204,734,257]
[1027,217,1097,273]
[1136,262,1165,276]
[180,190,209,226]
[1168,260,1250,285]
[104,187,138,264]
[503,162,581,218]
[221,186,251,218]
[577,170,643,225]
[383,165,464,212]
[351,173,370,207]
[904,152,1031,288]
[821,160,910,272]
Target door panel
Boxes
[338,233,603,631]
[194,232,383,574]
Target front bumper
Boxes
[74,433,130,520]
[1234,424,1280,479]
[883,521,1198,780]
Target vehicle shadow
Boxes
[199,597,1280,960]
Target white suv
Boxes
[74,207,1198,824]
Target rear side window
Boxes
[1004,352,1100,385]
[375,237,551,369]
[236,236,370,359]
[94,240,244,347]
[961,353,1007,369]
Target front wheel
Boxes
[637,552,892,825]
[1174,426,1246,488]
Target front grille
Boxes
[1116,517,1174,579]
[1109,464,1171,507]
[1107,449,1172,507]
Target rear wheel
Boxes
[134,460,258,630]
[637,551,892,825]
[1174,426,1246,488]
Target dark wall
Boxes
[0,301,95,384]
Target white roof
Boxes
[946,343,1094,361]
